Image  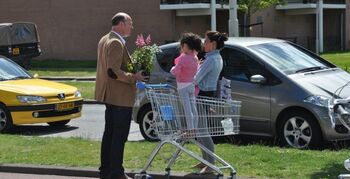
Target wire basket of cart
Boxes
[135,83,241,179]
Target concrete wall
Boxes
[0,0,176,60]
[251,7,315,50]
[250,4,348,51]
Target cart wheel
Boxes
[165,167,171,179]
[134,172,152,179]
[216,174,224,179]
[229,172,237,179]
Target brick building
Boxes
[0,0,348,60]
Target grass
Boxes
[61,81,95,100]
[321,52,350,71]
[30,68,96,77]
[29,59,96,77]
[0,134,349,178]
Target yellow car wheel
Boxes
[47,119,71,127]
[0,104,13,133]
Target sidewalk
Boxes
[0,164,236,179]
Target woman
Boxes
[193,30,228,174]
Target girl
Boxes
[170,32,202,135]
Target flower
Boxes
[128,34,161,75]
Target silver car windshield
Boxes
[248,42,331,75]
[0,57,31,81]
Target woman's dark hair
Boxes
[205,31,228,50]
[179,32,202,52]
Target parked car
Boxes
[0,56,83,133]
[132,37,350,149]
[0,22,41,69]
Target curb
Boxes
[40,76,95,81]
[0,164,226,179]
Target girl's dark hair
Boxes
[180,32,202,52]
[205,31,228,50]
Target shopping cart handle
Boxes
[136,82,171,90]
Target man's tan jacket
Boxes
[95,32,136,107]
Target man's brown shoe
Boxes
[191,162,205,169]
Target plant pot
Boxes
[142,71,150,82]
[142,71,150,76]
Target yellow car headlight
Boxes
[74,90,82,98]
[17,95,47,103]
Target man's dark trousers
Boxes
[99,104,132,179]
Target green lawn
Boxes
[61,81,95,100]
[0,134,348,178]
[321,52,350,71]
[30,68,96,77]
[29,59,97,77]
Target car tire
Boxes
[138,105,159,141]
[47,119,71,127]
[0,104,13,133]
[279,110,322,149]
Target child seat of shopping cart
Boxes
[134,83,241,179]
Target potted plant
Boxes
[128,34,161,77]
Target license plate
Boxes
[12,48,20,55]
[56,102,74,111]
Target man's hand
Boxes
[134,71,149,82]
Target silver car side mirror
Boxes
[250,74,266,84]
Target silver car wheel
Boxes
[283,117,312,149]
[0,108,7,131]
[142,111,158,140]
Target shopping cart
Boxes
[135,83,241,179]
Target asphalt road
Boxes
[9,104,144,142]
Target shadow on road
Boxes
[7,125,78,136]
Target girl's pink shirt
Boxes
[170,53,198,83]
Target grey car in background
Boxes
[132,37,350,149]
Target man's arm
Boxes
[106,39,135,84]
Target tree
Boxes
[238,0,286,36]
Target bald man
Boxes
[95,12,147,179]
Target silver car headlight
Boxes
[304,95,331,107]
[17,95,47,104]
[74,90,82,98]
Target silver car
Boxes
[132,37,350,149]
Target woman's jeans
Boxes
[178,84,198,130]
[197,90,216,164]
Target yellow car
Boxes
[0,56,83,132]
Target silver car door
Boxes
[221,47,272,136]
